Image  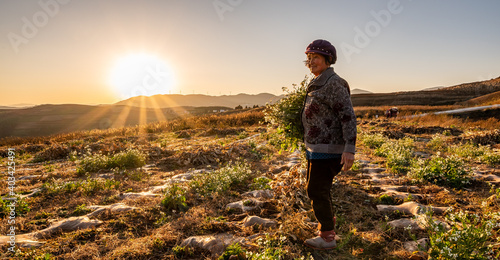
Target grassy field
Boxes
[1,108,499,259]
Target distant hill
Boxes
[0,104,232,138]
[115,93,282,109]
[351,88,372,94]
[351,76,500,106]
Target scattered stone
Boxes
[474,172,500,183]
[414,152,430,158]
[86,203,137,217]
[242,190,274,199]
[404,238,429,252]
[377,201,448,216]
[0,235,44,248]
[388,218,424,230]
[226,199,263,212]
[362,167,386,174]
[180,234,246,256]
[19,188,42,199]
[32,216,102,238]
[242,216,277,228]
[18,175,41,180]
[120,191,161,199]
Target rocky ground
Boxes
[1,117,499,259]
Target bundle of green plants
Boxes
[264,76,310,150]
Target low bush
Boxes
[425,210,500,259]
[409,155,471,188]
[374,137,415,174]
[161,184,188,212]
[189,161,252,197]
[76,148,146,175]
[361,133,387,149]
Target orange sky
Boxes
[1,1,499,106]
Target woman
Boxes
[301,39,357,250]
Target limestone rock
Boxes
[242,190,274,199]
[387,218,424,230]
[377,201,448,216]
[242,216,277,228]
[180,234,245,256]
[404,238,429,252]
[226,199,263,212]
[86,203,137,217]
[32,216,102,238]
[120,191,161,199]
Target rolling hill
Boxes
[351,76,500,106]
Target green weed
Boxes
[409,155,471,188]
[189,161,252,197]
[161,184,188,212]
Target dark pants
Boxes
[306,158,342,231]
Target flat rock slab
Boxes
[388,218,424,230]
[242,216,277,228]
[86,203,137,217]
[0,235,45,248]
[226,199,263,212]
[0,216,103,245]
[377,202,448,216]
[242,190,274,199]
[404,238,429,252]
[32,216,102,238]
[120,191,161,199]
[181,234,246,256]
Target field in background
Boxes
[1,106,499,259]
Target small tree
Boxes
[235,105,243,110]
[264,76,310,150]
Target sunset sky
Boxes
[1,0,499,106]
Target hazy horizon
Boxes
[1,1,499,106]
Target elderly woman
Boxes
[301,39,357,250]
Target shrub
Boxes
[426,134,447,151]
[409,155,471,188]
[374,137,415,174]
[42,178,120,196]
[250,176,271,190]
[189,161,252,197]
[448,142,488,161]
[161,184,188,212]
[264,76,310,150]
[219,243,246,260]
[480,150,500,166]
[361,133,388,149]
[77,148,146,175]
[425,211,500,259]
[0,197,30,218]
[246,235,288,259]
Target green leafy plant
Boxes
[189,161,252,197]
[250,176,271,190]
[426,211,500,259]
[374,137,415,174]
[219,243,246,260]
[264,76,310,151]
[409,155,471,188]
[427,134,447,151]
[76,148,146,175]
[246,234,288,259]
[71,204,91,216]
[161,184,188,212]
[361,133,387,149]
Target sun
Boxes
[108,53,175,99]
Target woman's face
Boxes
[306,53,329,76]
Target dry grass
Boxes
[2,107,500,259]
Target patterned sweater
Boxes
[301,67,357,154]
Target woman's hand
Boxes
[341,152,355,171]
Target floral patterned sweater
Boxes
[301,67,357,154]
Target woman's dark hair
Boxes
[322,54,334,65]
